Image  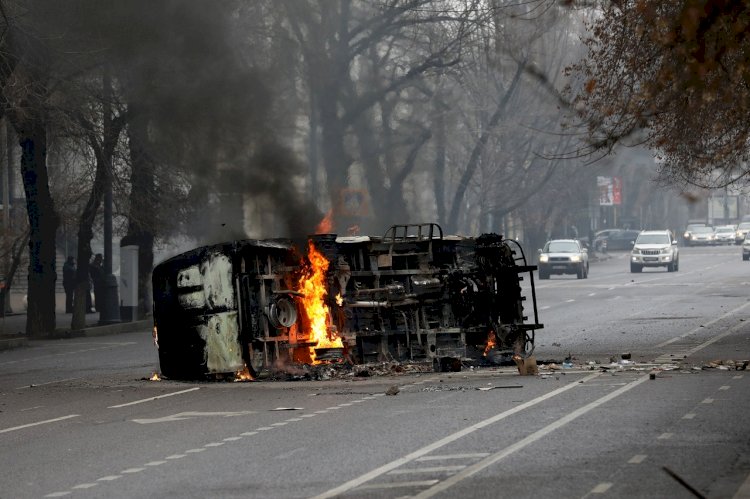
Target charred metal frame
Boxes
[152,223,543,379]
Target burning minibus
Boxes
[152,223,543,380]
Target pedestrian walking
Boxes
[62,256,76,313]
[89,253,104,312]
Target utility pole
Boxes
[98,69,120,325]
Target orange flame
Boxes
[483,331,497,357]
[150,372,161,381]
[315,209,334,234]
[297,241,343,363]
[235,364,255,381]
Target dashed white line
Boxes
[300,414,317,418]
[388,465,466,475]
[44,492,71,497]
[719,386,730,391]
[108,387,200,408]
[240,432,258,436]
[702,398,714,404]
[591,482,613,494]
[682,413,696,420]
[256,427,274,431]
[733,375,744,379]
[223,437,242,441]
[628,455,647,464]
[271,422,288,426]
[72,483,97,489]
[0,414,79,434]
[186,448,206,453]
[286,418,303,422]
[121,468,145,474]
[97,475,121,481]
[657,433,673,440]
[565,299,575,303]
[144,461,167,466]
[416,453,490,461]
[166,454,186,459]
[358,480,439,490]
[204,442,224,447]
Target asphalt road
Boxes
[1,244,749,499]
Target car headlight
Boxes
[539,254,549,263]
[569,255,581,262]
[631,249,640,255]
[661,247,671,254]
[684,232,690,238]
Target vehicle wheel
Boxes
[577,267,583,279]
[584,263,589,279]
[667,261,675,272]
[630,263,642,273]
[743,254,749,261]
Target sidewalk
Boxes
[0,310,152,351]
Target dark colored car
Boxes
[600,229,641,251]
[537,239,589,279]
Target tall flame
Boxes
[315,209,334,234]
[298,241,343,362]
[483,330,497,357]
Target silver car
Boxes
[686,225,715,246]
[538,239,589,279]
[714,225,736,245]
[631,230,679,272]
[743,234,750,260]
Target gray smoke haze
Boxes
[40,0,323,244]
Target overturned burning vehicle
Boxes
[152,223,543,380]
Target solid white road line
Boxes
[311,372,602,499]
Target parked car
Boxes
[601,229,641,251]
[685,225,715,246]
[630,230,679,273]
[538,239,589,279]
[714,225,737,245]
[683,223,707,245]
[736,222,750,244]
[743,233,750,260]
[592,229,622,252]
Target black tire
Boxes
[630,263,642,273]
[743,254,749,261]
[577,266,584,279]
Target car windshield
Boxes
[692,226,714,233]
[545,241,580,252]
[716,227,734,233]
[636,234,670,244]
[739,223,750,230]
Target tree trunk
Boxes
[18,126,58,337]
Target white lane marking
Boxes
[271,422,288,427]
[565,299,575,303]
[204,442,224,447]
[388,466,466,475]
[682,413,696,420]
[628,455,647,464]
[591,483,613,494]
[72,483,97,489]
[132,410,255,424]
[286,418,303,422]
[588,293,596,297]
[144,461,167,466]
[256,427,273,431]
[657,433,673,440]
[97,476,121,481]
[300,414,317,418]
[16,377,82,390]
[733,375,744,379]
[108,387,200,408]
[358,480,439,490]
[655,302,750,348]
[311,372,602,499]
[315,410,329,414]
[410,376,650,499]
[44,492,71,497]
[338,403,353,407]
[186,448,206,453]
[240,432,258,437]
[223,437,242,441]
[733,469,750,499]
[719,386,730,391]
[416,453,490,462]
[165,454,186,459]
[0,414,79,434]
[702,398,714,404]
[121,468,145,474]
[540,306,551,310]
[20,406,43,411]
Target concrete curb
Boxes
[0,319,152,351]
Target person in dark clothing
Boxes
[62,256,76,313]
[89,253,104,313]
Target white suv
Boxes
[630,230,679,273]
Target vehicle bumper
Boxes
[538,263,583,275]
[631,255,674,267]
